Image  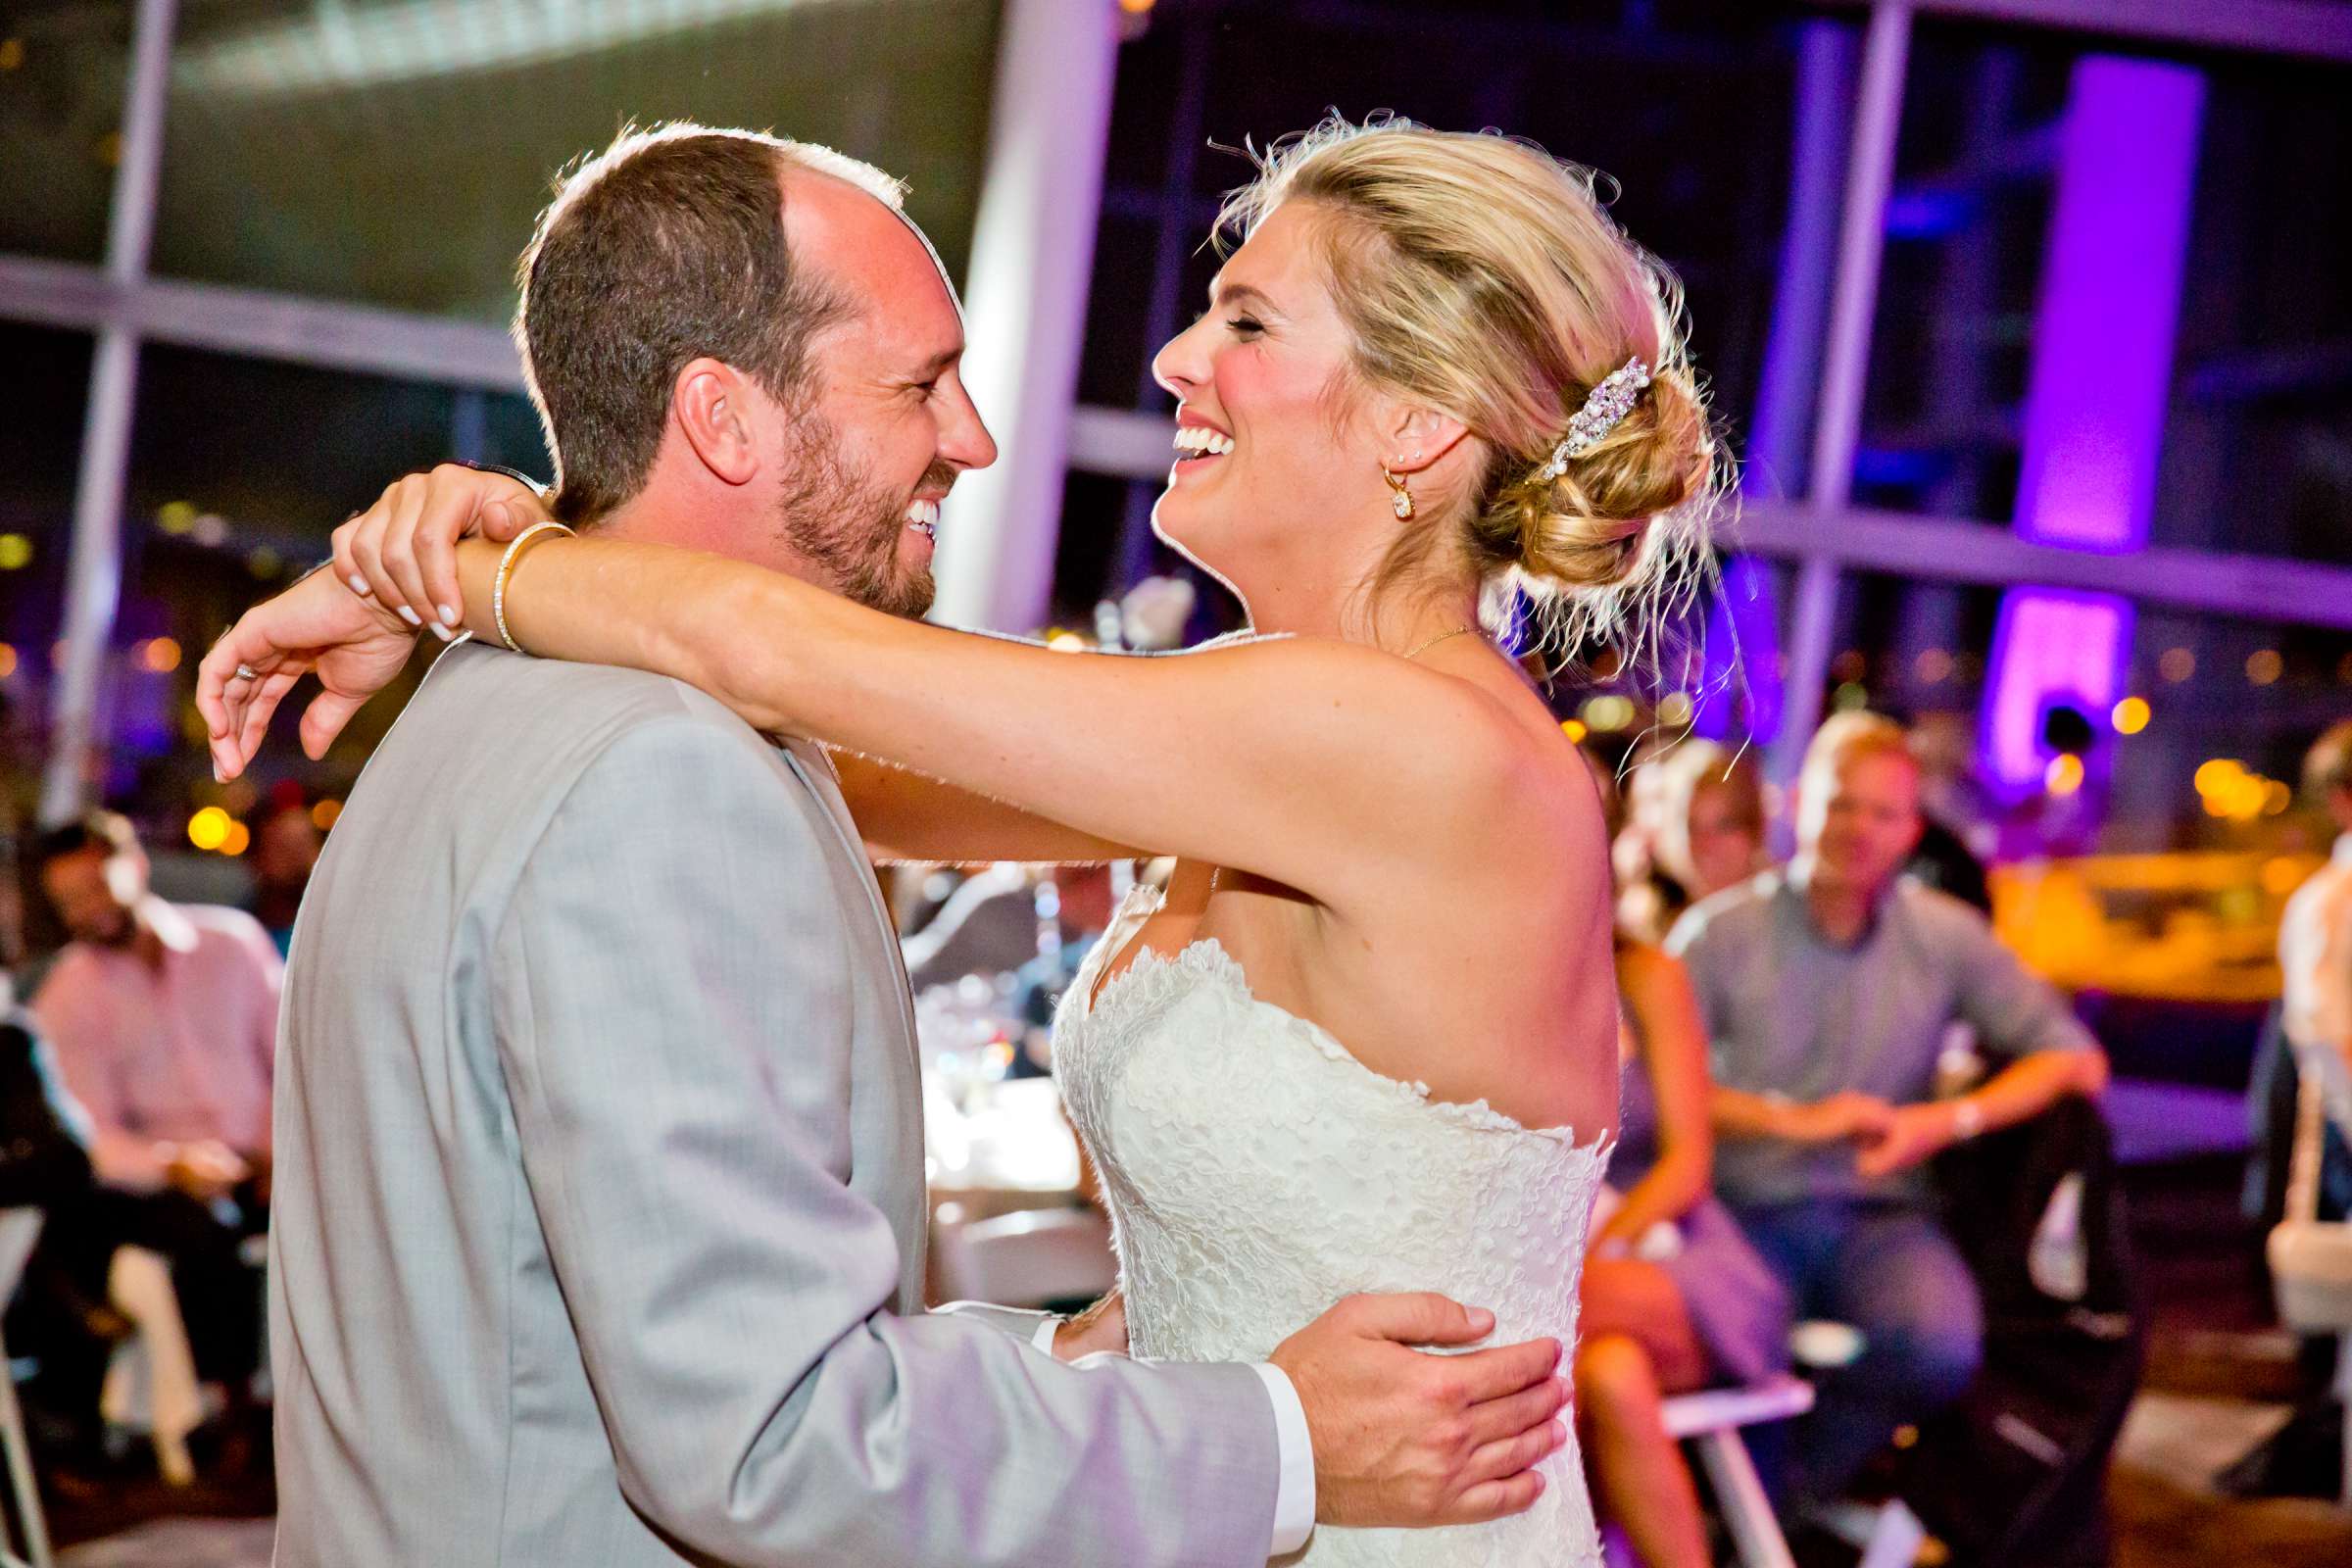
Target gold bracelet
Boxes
[493,521,575,654]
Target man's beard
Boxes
[773,408,945,620]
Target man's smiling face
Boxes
[765,172,997,616]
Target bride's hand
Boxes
[334,462,552,634]
[195,566,419,778]
[1051,1289,1127,1360]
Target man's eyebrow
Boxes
[909,346,960,379]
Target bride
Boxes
[204,117,1717,1565]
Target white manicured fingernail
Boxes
[427,621,456,643]
[397,605,421,627]
[348,574,371,596]
[437,604,459,626]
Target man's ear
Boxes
[1381,402,1471,476]
[671,357,761,486]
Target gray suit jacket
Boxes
[270,642,1279,1566]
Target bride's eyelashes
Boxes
[1183,309,1266,339]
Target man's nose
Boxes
[942,385,999,472]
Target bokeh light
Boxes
[187,807,232,852]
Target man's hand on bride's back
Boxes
[1270,1293,1567,1529]
[335,463,550,635]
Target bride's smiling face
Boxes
[1148,203,1388,590]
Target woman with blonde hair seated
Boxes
[1580,754,1791,1567]
[1618,738,1768,945]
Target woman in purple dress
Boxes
[1577,762,1792,1568]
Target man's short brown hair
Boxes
[514,124,902,524]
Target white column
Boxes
[928,0,1120,633]
[41,0,179,825]
[1766,0,1912,784]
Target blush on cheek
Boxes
[1207,343,1295,446]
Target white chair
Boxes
[934,1207,1113,1310]
[1778,1323,1930,1568]
[2267,1071,2352,1507]
[1658,1373,1814,1568]
[0,1207,55,1568]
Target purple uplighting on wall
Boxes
[1694,556,1783,743]
[1984,589,2130,792]
[1981,57,2204,798]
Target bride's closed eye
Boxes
[1225,316,1266,339]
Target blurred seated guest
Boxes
[1611,738,1687,941]
[1621,739,1768,943]
[0,983,124,1459]
[29,811,280,1408]
[1667,711,2108,1512]
[1579,934,1792,1568]
[2281,719,2352,1137]
[249,798,323,957]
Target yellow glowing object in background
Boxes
[139,637,182,673]
[2045,755,2085,797]
[1580,695,1636,732]
[2193,759,2244,796]
[2110,696,2150,735]
[0,535,31,571]
[187,808,233,852]
[312,799,344,831]
[221,822,252,857]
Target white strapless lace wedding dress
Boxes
[1053,886,1612,1566]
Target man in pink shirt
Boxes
[31,811,281,1408]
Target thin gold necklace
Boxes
[1402,624,1474,661]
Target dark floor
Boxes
[2103,1152,2351,1568]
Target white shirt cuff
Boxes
[1030,1315,1062,1354]
[1251,1362,1315,1556]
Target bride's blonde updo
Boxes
[1217,116,1720,636]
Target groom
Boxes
[256,125,1568,1566]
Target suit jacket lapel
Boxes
[776,737,929,1302]
[775,738,920,1054]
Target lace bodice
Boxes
[1053,888,1610,1567]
